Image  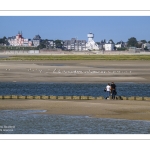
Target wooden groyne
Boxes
[0,95,150,101]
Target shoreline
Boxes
[1,99,150,121]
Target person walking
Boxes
[105,83,111,99]
[111,82,117,100]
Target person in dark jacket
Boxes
[111,82,117,100]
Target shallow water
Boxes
[0,110,150,134]
[0,82,150,97]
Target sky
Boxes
[0,16,150,43]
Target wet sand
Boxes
[0,60,150,83]
[1,99,150,121]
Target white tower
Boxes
[86,33,99,50]
[87,33,94,42]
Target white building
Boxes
[8,32,32,47]
[143,43,150,50]
[86,33,99,50]
[32,35,41,47]
[23,39,32,46]
[105,40,115,51]
[115,41,126,48]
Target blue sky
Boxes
[0,16,150,43]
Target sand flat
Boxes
[0,60,150,83]
[1,99,150,121]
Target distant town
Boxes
[0,31,150,51]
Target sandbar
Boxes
[0,60,150,83]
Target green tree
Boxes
[55,40,63,48]
[0,36,7,45]
[127,37,138,47]
[37,43,46,49]
[117,47,127,51]
[37,39,47,49]
[141,40,147,43]
[0,39,3,44]
[148,41,150,44]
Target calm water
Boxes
[0,110,150,134]
[0,82,150,97]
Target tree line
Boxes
[127,37,150,48]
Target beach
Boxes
[1,99,150,121]
[0,59,150,121]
